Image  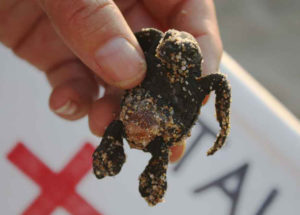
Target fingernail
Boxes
[53,100,77,115]
[196,36,221,76]
[202,61,219,76]
[169,143,186,163]
[95,37,146,85]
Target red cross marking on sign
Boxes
[7,142,102,215]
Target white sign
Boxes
[1,44,299,215]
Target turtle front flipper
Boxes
[93,120,126,179]
[139,137,169,206]
[197,73,231,155]
[135,28,163,54]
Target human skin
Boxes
[0,0,222,162]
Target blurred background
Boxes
[215,0,300,118]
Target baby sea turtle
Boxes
[93,28,231,206]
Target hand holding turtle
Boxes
[0,0,223,162]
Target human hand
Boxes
[0,0,222,162]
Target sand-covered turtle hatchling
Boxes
[93,28,231,206]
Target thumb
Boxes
[38,0,146,89]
